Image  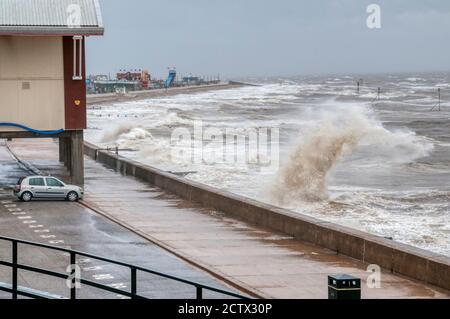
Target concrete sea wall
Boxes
[84,142,450,292]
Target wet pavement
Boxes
[5,138,450,299]
[0,141,239,299]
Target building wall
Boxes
[0,36,65,132]
[63,36,87,130]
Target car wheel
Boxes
[21,191,33,202]
[67,191,79,202]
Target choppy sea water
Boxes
[86,73,450,256]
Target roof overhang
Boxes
[0,26,104,36]
[0,0,104,36]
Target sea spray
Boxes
[271,103,435,205]
[271,103,401,203]
[271,118,364,203]
[101,123,136,142]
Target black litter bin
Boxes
[328,274,361,299]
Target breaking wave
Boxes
[271,103,434,204]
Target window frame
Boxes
[29,178,45,186]
[45,178,65,187]
[72,35,83,80]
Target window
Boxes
[72,36,83,80]
[46,178,64,187]
[29,178,45,186]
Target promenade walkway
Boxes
[8,138,449,299]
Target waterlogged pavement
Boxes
[0,141,239,299]
[6,139,450,299]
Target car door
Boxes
[28,178,47,198]
[45,178,67,199]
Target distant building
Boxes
[93,80,141,94]
[116,69,151,89]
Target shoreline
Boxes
[87,82,248,106]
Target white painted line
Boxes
[18,216,32,220]
[1,200,12,204]
[78,258,91,264]
[4,204,17,208]
[93,274,114,280]
[109,283,127,289]
[40,235,56,239]
[34,229,50,233]
[23,220,36,224]
[8,208,21,212]
[83,266,103,271]
[29,225,44,228]
[12,212,26,215]
[48,240,64,244]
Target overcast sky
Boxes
[86,0,450,78]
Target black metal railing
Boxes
[0,236,248,300]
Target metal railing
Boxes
[0,236,248,300]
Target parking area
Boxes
[0,141,238,299]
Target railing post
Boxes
[70,252,76,300]
[196,286,203,300]
[12,241,18,299]
[131,267,137,299]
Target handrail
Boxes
[0,235,248,300]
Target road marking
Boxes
[83,266,103,271]
[93,274,114,280]
[48,240,64,244]
[18,216,32,220]
[12,212,26,215]
[23,220,36,224]
[8,208,21,212]
[29,225,44,228]
[109,283,127,289]
[4,204,17,208]
[34,229,50,233]
[1,200,12,204]
[78,258,91,264]
[40,235,56,239]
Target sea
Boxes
[86,72,450,256]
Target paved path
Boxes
[0,141,238,299]
[7,138,450,299]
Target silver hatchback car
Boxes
[13,176,84,202]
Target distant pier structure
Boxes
[0,0,104,186]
